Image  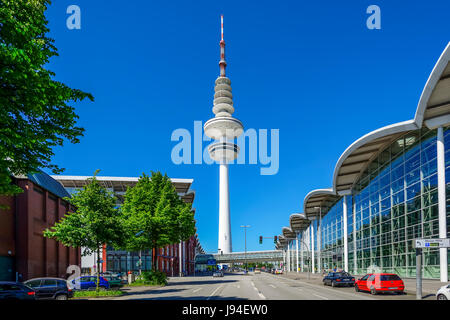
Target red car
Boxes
[354,273,404,295]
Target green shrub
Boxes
[138,270,167,286]
[73,289,123,298]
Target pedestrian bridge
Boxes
[211,250,283,263]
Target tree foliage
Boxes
[44,170,124,254]
[0,0,93,196]
[120,172,196,271]
[44,170,123,289]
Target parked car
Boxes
[69,276,110,290]
[0,281,35,300]
[98,271,122,278]
[436,284,450,300]
[254,268,261,274]
[101,275,122,288]
[323,272,355,287]
[213,271,224,277]
[355,273,404,295]
[275,268,283,274]
[23,277,73,300]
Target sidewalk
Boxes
[281,271,447,296]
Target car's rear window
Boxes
[336,272,350,277]
[380,274,401,281]
[25,279,42,288]
[42,279,57,287]
[57,280,67,287]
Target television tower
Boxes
[204,15,244,254]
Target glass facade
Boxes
[106,248,153,273]
[304,127,450,279]
[320,198,344,271]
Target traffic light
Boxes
[274,236,278,244]
[259,236,263,244]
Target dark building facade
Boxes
[0,172,81,281]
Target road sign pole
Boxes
[416,248,422,300]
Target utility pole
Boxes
[241,225,250,272]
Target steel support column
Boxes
[437,126,448,283]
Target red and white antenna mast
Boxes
[219,14,227,77]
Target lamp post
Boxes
[284,236,311,280]
[240,225,250,272]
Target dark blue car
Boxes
[323,272,355,287]
[69,276,110,290]
[0,281,36,300]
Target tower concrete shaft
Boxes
[218,163,231,253]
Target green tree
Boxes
[44,170,123,291]
[0,0,93,197]
[120,171,196,273]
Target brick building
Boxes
[0,172,81,281]
[156,234,203,276]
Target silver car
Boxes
[213,271,224,277]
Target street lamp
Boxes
[240,225,250,272]
[284,235,311,280]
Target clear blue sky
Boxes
[45,0,450,253]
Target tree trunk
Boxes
[96,246,100,292]
[152,247,156,272]
[139,250,142,275]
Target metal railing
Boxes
[213,250,283,263]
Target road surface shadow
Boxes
[123,288,186,296]
[168,280,237,286]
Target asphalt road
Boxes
[109,272,420,300]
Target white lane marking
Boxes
[251,280,266,299]
[269,284,276,288]
[313,293,329,300]
[207,285,223,300]
[192,288,202,293]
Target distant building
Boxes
[0,172,81,281]
[52,175,204,276]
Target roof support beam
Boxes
[340,160,369,168]
[338,170,361,177]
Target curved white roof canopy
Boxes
[289,213,311,233]
[303,189,340,220]
[415,42,450,127]
[300,43,450,221]
[278,235,288,246]
[332,42,450,194]
[282,227,296,240]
